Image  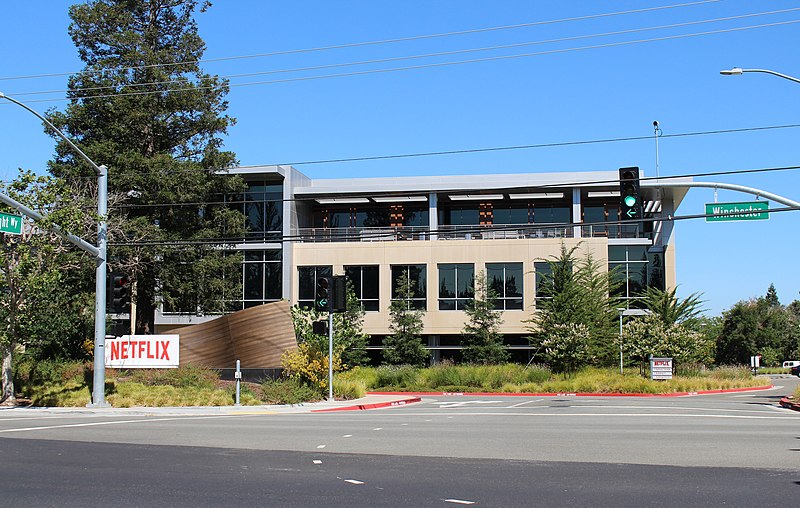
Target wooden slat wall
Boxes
[165,301,298,369]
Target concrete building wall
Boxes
[292,237,609,335]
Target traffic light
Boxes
[331,275,347,313]
[315,277,330,312]
[618,166,642,221]
[110,273,131,314]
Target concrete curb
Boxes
[779,396,799,411]
[368,384,775,398]
[311,396,422,413]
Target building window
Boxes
[608,245,654,307]
[487,263,523,310]
[242,250,282,309]
[391,264,427,310]
[534,261,552,307]
[438,263,474,310]
[345,265,380,311]
[298,265,332,309]
[235,179,282,240]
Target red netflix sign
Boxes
[105,335,180,368]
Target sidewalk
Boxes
[0,394,423,416]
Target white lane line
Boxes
[316,444,326,449]
[504,399,543,408]
[343,434,353,438]
[313,460,322,464]
[344,479,365,485]
[578,404,781,414]
[444,498,476,505]
[372,427,383,431]
[330,411,799,420]
[0,415,234,433]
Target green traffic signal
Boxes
[624,195,637,207]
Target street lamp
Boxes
[0,91,110,407]
[719,67,800,84]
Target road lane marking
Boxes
[434,400,502,409]
[344,479,365,485]
[0,415,235,433]
[316,444,326,449]
[504,399,544,408]
[343,434,353,438]
[444,499,476,504]
[313,460,322,464]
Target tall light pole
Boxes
[0,92,110,407]
[720,67,800,84]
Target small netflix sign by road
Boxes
[105,335,180,368]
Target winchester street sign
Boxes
[705,201,769,222]
[0,212,23,235]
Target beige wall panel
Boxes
[294,238,609,335]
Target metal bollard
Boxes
[234,359,241,406]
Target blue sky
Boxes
[1,0,798,315]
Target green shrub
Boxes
[261,378,321,405]
[374,365,420,388]
[129,365,219,389]
[333,378,366,400]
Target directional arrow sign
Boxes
[0,212,22,235]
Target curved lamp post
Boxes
[0,91,110,407]
[720,67,800,84]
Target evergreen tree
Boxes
[527,244,620,367]
[765,283,780,307]
[384,271,428,366]
[46,0,245,333]
[461,271,508,364]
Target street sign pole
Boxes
[328,312,334,401]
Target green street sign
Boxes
[705,201,769,222]
[0,212,22,235]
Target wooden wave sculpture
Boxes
[165,300,298,369]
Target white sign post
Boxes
[105,335,180,368]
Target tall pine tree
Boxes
[46,1,245,332]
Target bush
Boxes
[128,365,218,389]
[261,378,321,405]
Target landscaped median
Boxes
[12,360,773,408]
[337,364,773,397]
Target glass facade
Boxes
[242,250,282,309]
[534,261,552,306]
[227,178,282,240]
[298,265,332,309]
[391,264,427,310]
[344,265,380,311]
[608,245,665,307]
[438,263,474,310]
[487,263,523,310]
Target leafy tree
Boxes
[539,323,593,374]
[637,286,704,327]
[0,172,93,404]
[46,0,245,333]
[527,244,620,367]
[622,315,713,374]
[290,283,368,370]
[461,271,508,364]
[384,271,428,367]
[716,290,797,366]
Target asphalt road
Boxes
[0,376,797,507]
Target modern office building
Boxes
[155,165,691,362]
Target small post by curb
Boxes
[234,359,241,407]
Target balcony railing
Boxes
[294,224,578,242]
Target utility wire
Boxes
[6,18,799,104]
[12,8,796,99]
[38,123,800,184]
[0,0,721,83]
[52,162,800,211]
[105,205,800,247]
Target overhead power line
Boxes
[105,205,800,247]
[12,8,797,99]
[0,0,720,83]
[5,18,799,104]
